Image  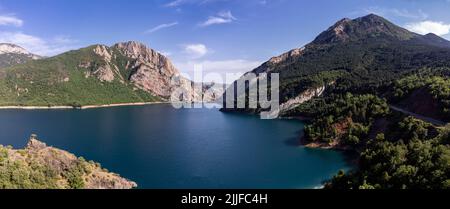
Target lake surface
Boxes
[0,104,351,188]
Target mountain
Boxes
[312,14,416,44]
[0,41,221,106]
[0,43,42,68]
[222,14,450,115]
[222,14,450,189]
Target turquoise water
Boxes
[0,104,351,188]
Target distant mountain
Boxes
[418,33,450,48]
[0,41,221,106]
[222,14,450,115]
[0,43,42,68]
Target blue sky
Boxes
[1,0,450,81]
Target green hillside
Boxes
[0,45,159,107]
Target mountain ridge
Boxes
[263,14,450,71]
[0,41,221,106]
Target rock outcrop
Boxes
[279,85,326,114]
[268,47,305,66]
[113,41,179,97]
[92,65,115,82]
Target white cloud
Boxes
[0,15,23,27]
[164,0,225,7]
[175,59,262,83]
[199,11,237,27]
[165,0,182,7]
[0,31,79,56]
[405,21,450,36]
[144,22,178,34]
[183,44,208,59]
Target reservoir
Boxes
[0,104,351,188]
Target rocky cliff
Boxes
[113,42,179,97]
[279,85,326,115]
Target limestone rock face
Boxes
[128,62,174,98]
[268,47,305,66]
[113,41,180,98]
[252,46,307,75]
[114,41,178,78]
[93,45,113,62]
[279,85,327,114]
[113,41,176,74]
[93,65,115,82]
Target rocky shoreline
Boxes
[300,136,351,151]
[0,135,137,189]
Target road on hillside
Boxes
[389,105,447,126]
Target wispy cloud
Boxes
[164,0,185,7]
[199,11,236,27]
[164,0,225,7]
[183,44,208,59]
[144,22,179,34]
[0,14,23,27]
[0,31,79,56]
[405,21,450,36]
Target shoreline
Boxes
[0,101,169,110]
[300,136,351,151]
[279,115,312,121]
[79,102,168,109]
